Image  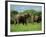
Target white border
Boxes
[8,2,44,35]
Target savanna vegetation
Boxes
[10,9,42,32]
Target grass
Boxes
[10,22,42,32]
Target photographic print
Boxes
[5,1,45,36]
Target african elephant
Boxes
[37,15,41,23]
[30,15,41,23]
[34,15,41,23]
[15,13,31,25]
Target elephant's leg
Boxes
[24,19,27,25]
[23,21,24,25]
[21,19,24,25]
[17,19,19,24]
[15,19,19,24]
[13,19,16,25]
[16,21,17,24]
[25,21,27,24]
[37,19,40,23]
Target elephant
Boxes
[15,13,31,25]
[34,15,41,23]
[30,15,41,23]
[37,15,41,23]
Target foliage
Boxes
[11,9,41,16]
[11,10,18,17]
[11,10,18,15]
[19,9,41,16]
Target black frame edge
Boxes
[5,1,8,36]
[44,3,45,34]
[6,1,45,4]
